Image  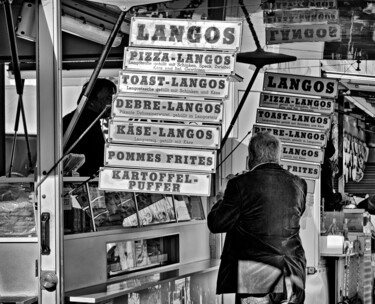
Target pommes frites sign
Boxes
[281,160,320,179]
[129,17,242,51]
[105,144,217,173]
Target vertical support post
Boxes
[0,63,5,176]
[337,95,345,193]
[36,0,63,303]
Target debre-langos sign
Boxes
[129,17,242,51]
[105,144,217,173]
[118,71,230,99]
[253,124,327,147]
[123,47,236,75]
[259,92,334,115]
[263,72,338,98]
[108,120,221,149]
[112,95,223,123]
[99,167,212,196]
[256,109,331,130]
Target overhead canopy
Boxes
[344,95,375,118]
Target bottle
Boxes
[328,218,339,235]
[343,218,349,240]
[363,212,371,234]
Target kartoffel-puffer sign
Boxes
[99,167,211,196]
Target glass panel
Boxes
[173,195,205,221]
[0,181,36,237]
[107,234,179,278]
[135,193,176,226]
[63,181,206,234]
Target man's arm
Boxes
[207,178,242,233]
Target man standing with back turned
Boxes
[208,131,307,304]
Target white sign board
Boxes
[108,120,221,149]
[99,167,212,196]
[281,143,324,163]
[256,109,331,130]
[259,92,334,115]
[112,95,223,123]
[263,9,339,24]
[253,124,327,147]
[263,72,339,98]
[123,47,236,75]
[118,71,230,99]
[266,24,341,45]
[129,17,242,51]
[305,179,316,194]
[280,160,320,179]
[105,144,217,173]
[261,0,337,10]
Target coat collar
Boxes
[250,162,282,172]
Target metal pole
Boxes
[3,0,23,95]
[8,79,24,176]
[0,63,5,176]
[63,10,127,150]
[220,66,260,150]
[3,0,33,173]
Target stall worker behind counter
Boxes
[207,131,307,304]
[63,78,117,177]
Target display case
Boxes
[0,177,38,299]
[63,178,206,234]
[0,178,36,238]
[62,177,216,301]
[107,234,179,278]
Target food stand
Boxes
[1,1,375,304]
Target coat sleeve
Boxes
[207,178,242,233]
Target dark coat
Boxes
[207,163,307,295]
[63,108,105,176]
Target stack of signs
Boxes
[99,17,242,197]
[262,0,341,45]
[254,72,338,192]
